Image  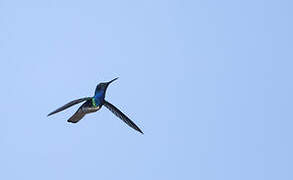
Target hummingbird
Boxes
[48,78,143,134]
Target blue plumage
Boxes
[94,90,105,106]
[94,78,114,106]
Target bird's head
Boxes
[95,77,118,95]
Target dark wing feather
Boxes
[103,100,143,134]
[48,97,91,116]
[67,106,86,123]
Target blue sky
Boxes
[0,0,292,179]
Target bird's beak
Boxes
[107,77,118,85]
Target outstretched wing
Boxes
[48,97,91,116]
[103,100,143,134]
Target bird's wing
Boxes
[48,97,92,116]
[67,106,86,123]
[103,100,143,134]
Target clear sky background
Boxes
[0,0,292,179]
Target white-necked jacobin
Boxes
[48,78,143,134]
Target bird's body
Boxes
[48,78,143,134]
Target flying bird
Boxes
[48,78,143,134]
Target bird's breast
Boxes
[82,105,101,114]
